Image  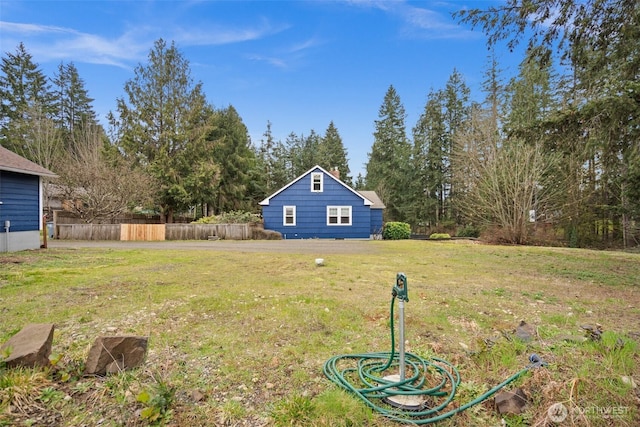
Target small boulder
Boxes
[581,324,603,341]
[515,320,535,342]
[191,389,205,402]
[495,388,528,415]
[0,323,54,368]
[84,336,148,375]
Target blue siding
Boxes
[0,171,40,232]
[370,209,383,235]
[263,169,371,239]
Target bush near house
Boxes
[457,224,481,238]
[193,211,262,225]
[429,233,451,240]
[382,222,411,240]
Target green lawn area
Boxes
[1,241,638,426]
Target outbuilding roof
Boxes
[0,145,57,178]
[358,190,386,209]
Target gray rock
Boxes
[515,320,535,342]
[84,336,148,375]
[495,388,528,415]
[0,323,55,368]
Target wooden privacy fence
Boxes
[56,223,253,241]
[57,224,121,240]
[165,224,251,240]
[121,224,166,241]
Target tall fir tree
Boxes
[289,130,322,177]
[442,69,470,225]
[51,62,97,147]
[481,51,505,146]
[411,89,447,230]
[319,121,352,186]
[110,39,215,222]
[0,42,55,159]
[504,49,556,138]
[366,85,411,222]
[257,121,289,194]
[207,105,256,215]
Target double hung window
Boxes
[311,173,323,192]
[283,206,296,225]
[327,206,351,225]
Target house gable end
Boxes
[259,165,371,206]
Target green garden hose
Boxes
[323,295,545,424]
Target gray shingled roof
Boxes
[0,145,57,178]
[358,190,386,209]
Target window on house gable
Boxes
[327,206,352,225]
[311,172,323,192]
[283,206,296,226]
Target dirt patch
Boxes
[0,255,29,264]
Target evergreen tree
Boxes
[456,0,640,247]
[257,121,289,193]
[51,62,97,145]
[244,139,268,212]
[442,70,470,225]
[409,71,470,231]
[288,130,321,177]
[481,51,505,146]
[366,85,411,222]
[353,173,366,190]
[207,105,256,214]
[110,39,216,222]
[0,42,55,158]
[504,49,556,138]
[411,89,446,230]
[319,121,352,185]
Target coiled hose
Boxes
[323,295,544,424]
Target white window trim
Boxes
[283,205,296,226]
[327,206,352,226]
[311,172,323,192]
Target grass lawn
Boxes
[1,240,638,426]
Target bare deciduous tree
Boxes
[56,123,155,223]
[454,111,563,244]
[21,105,63,215]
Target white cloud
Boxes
[343,0,478,40]
[288,36,323,53]
[1,21,149,68]
[245,53,289,69]
[0,16,287,69]
[173,18,289,46]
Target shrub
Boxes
[429,233,451,240]
[457,224,480,238]
[438,220,457,235]
[193,211,261,225]
[251,228,283,240]
[383,222,411,240]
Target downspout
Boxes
[4,219,9,253]
[0,173,5,252]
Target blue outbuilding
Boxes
[0,145,57,252]
[259,165,385,239]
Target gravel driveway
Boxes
[48,238,381,254]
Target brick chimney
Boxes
[329,166,340,180]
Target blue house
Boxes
[0,146,57,252]
[259,165,385,239]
